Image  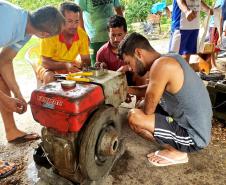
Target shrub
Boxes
[8,0,62,10]
[123,0,156,24]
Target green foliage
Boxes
[123,0,157,24]
[160,16,168,24]
[8,0,63,10]
[121,0,215,25]
[200,0,214,20]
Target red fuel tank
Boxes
[30,81,104,133]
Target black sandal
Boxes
[0,160,16,179]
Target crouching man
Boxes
[118,32,212,166]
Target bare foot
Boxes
[147,149,188,166]
[6,128,27,142]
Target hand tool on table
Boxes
[54,72,94,82]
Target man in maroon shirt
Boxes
[96,15,127,71]
[96,15,149,102]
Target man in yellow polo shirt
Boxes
[38,2,90,84]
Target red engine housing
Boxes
[30,82,104,133]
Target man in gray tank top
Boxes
[118,32,212,167]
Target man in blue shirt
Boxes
[0,0,65,145]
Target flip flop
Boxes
[199,71,225,81]
[0,161,16,179]
[218,51,226,58]
[147,151,189,167]
[210,67,223,74]
[8,133,40,144]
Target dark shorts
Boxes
[154,111,202,153]
[169,29,199,55]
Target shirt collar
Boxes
[59,32,79,49]
[59,32,79,43]
[107,41,112,49]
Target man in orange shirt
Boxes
[38,2,90,84]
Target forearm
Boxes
[201,0,211,13]
[144,92,158,115]
[128,85,147,98]
[0,90,10,108]
[176,0,189,13]
[0,59,21,97]
[42,57,71,71]
[0,90,6,101]
[81,55,91,68]
[0,47,22,98]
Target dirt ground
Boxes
[1,39,226,185]
[1,109,226,185]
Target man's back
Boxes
[0,1,28,47]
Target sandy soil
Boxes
[1,39,226,185]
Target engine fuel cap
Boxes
[61,80,76,90]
